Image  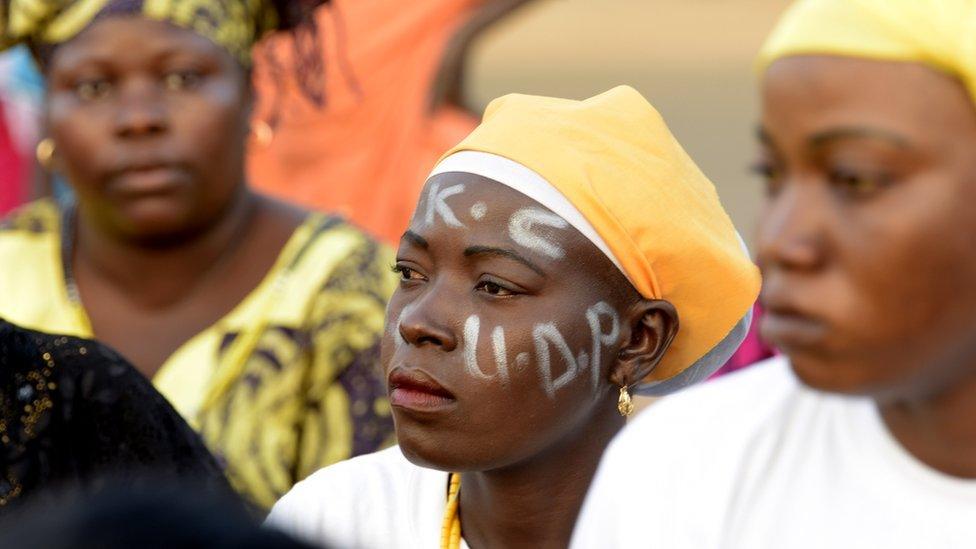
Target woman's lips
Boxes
[108,164,187,196]
[760,307,829,349]
[388,367,456,412]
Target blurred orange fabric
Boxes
[248,0,483,244]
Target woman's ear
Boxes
[609,300,679,388]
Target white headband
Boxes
[427,151,630,280]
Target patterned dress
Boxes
[0,199,396,508]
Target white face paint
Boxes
[392,321,406,348]
[577,351,590,372]
[533,322,581,398]
[463,315,488,379]
[585,301,621,387]
[508,207,569,259]
[431,302,620,398]
[470,202,487,221]
[390,303,418,349]
[423,180,466,228]
[491,326,511,383]
[527,302,620,398]
[463,315,511,382]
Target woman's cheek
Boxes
[466,300,622,400]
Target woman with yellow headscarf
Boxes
[0,0,395,510]
[573,2,976,548]
[266,85,759,549]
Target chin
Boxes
[114,204,204,244]
[787,352,896,398]
[395,423,507,473]
[396,429,464,472]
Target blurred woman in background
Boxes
[0,0,394,509]
[573,1,976,547]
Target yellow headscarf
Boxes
[0,0,315,64]
[435,86,761,393]
[758,0,976,101]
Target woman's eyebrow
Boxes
[401,230,429,249]
[464,245,546,277]
[808,126,910,149]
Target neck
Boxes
[458,400,624,549]
[72,188,257,309]
[880,367,976,478]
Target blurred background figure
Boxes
[0,320,230,513]
[0,479,318,549]
[0,0,394,510]
[573,1,976,547]
[248,0,536,244]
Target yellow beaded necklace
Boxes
[439,473,462,549]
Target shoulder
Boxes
[0,199,61,276]
[292,213,395,294]
[262,212,395,324]
[573,357,808,547]
[624,355,800,446]
[0,199,60,256]
[275,446,420,502]
[0,199,60,236]
[602,357,806,482]
[268,447,442,547]
[0,200,70,331]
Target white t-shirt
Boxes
[571,356,976,549]
[266,446,469,549]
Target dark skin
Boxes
[384,174,678,549]
[44,17,305,378]
[756,55,976,478]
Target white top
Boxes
[571,356,976,549]
[266,446,469,549]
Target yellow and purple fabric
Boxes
[428,86,762,395]
[0,0,323,64]
[758,0,976,102]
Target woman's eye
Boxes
[392,264,425,282]
[475,280,516,297]
[163,70,203,91]
[829,167,890,197]
[750,160,784,197]
[75,79,112,101]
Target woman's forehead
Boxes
[419,172,535,210]
[410,172,552,229]
[762,55,976,144]
[404,172,593,259]
[50,16,229,72]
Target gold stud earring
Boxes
[617,385,634,417]
[36,138,55,169]
[253,120,274,146]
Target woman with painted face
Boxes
[572,2,976,548]
[0,0,394,509]
[266,86,760,549]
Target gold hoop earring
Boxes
[617,385,634,417]
[36,138,55,169]
[252,120,274,146]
